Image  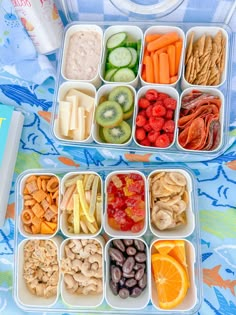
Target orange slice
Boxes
[151,253,188,309]
[153,240,176,255]
[169,240,190,286]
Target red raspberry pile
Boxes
[135,89,177,148]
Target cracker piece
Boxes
[219,36,226,72]
[189,58,197,83]
[194,50,201,73]
[194,34,206,57]
[213,31,222,49]
[211,43,219,66]
[185,55,193,81]
[186,32,194,64]
[203,36,212,56]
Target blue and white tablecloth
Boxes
[0,0,236,314]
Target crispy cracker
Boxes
[203,36,212,56]
[219,36,226,72]
[186,32,194,65]
[194,34,206,57]
[213,30,222,49]
[185,55,193,81]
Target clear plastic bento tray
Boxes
[14,166,202,314]
[50,21,233,162]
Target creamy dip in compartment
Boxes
[64,30,102,80]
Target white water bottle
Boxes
[11,0,64,54]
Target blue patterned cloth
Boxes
[0,0,236,314]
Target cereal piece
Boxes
[46,194,52,205]
[41,221,54,234]
[41,199,50,211]
[26,175,37,183]
[52,190,59,199]
[42,179,47,192]
[24,199,36,206]
[23,187,29,195]
[23,224,32,233]
[32,189,47,203]
[44,221,57,231]
[32,202,44,218]
[44,208,56,221]
[185,31,194,64]
[47,177,59,193]
[49,204,58,213]
[21,209,34,224]
[37,176,42,190]
[40,175,51,180]
[24,195,32,200]
[26,180,38,194]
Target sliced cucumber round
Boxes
[128,47,138,68]
[104,68,118,81]
[107,32,127,50]
[113,68,136,82]
[108,47,132,68]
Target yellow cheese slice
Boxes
[76,180,95,223]
[58,101,72,136]
[66,89,95,112]
[66,95,79,130]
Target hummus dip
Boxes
[64,30,102,80]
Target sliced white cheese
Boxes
[66,95,79,130]
[58,101,72,136]
[85,109,93,138]
[66,89,95,112]
[72,107,86,141]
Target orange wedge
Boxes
[169,240,190,286]
[151,253,188,309]
[153,240,175,255]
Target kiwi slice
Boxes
[95,101,123,128]
[99,126,106,142]
[123,106,134,120]
[103,121,131,144]
[108,86,134,113]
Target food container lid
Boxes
[109,0,184,19]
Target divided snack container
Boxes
[51,21,232,162]
[14,166,202,314]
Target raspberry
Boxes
[152,104,166,117]
[143,123,152,132]
[145,89,158,101]
[135,128,146,141]
[148,130,160,143]
[162,120,175,133]
[149,117,165,131]
[138,97,150,109]
[157,93,169,101]
[146,105,153,118]
[138,110,147,117]
[136,115,146,127]
[163,97,177,110]
[140,138,151,146]
[155,134,170,148]
[166,132,174,143]
[165,109,174,120]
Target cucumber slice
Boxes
[104,68,118,81]
[108,47,132,68]
[107,32,127,50]
[128,48,138,68]
[137,39,142,56]
[113,68,136,82]
[105,63,116,71]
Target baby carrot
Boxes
[143,48,150,64]
[167,45,176,77]
[170,75,178,83]
[155,47,167,55]
[159,53,170,84]
[145,33,161,43]
[142,66,146,81]
[147,32,179,52]
[145,55,154,83]
[175,40,183,75]
[152,51,159,83]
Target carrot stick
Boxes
[155,47,167,55]
[142,66,146,81]
[145,56,154,83]
[159,53,170,84]
[145,33,161,43]
[170,75,178,83]
[175,40,183,75]
[152,51,159,83]
[147,32,179,52]
[150,51,155,59]
[167,45,176,77]
[142,48,149,64]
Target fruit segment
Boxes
[95,86,134,144]
[106,173,145,233]
[151,240,190,309]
